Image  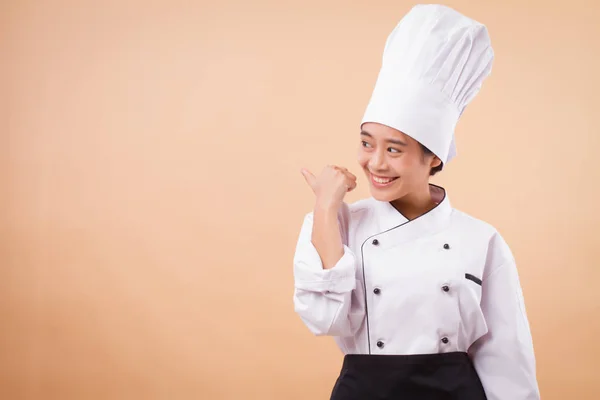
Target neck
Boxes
[390,184,438,221]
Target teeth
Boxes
[373,175,395,184]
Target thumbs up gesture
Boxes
[301,165,357,210]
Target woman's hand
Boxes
[301,165,357,210]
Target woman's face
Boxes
[357,122,441,202]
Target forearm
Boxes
[293,208,360,336]
[311,203,344,270]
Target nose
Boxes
[368,149,388,171]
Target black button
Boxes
[372,239,379,245]
[373,288,381,295]
[377,340,384,348]
[441,337,449,344]
[442,285,449,292]
[443,243,450,250]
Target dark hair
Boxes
[419,143,444,176]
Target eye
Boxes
[361,140,372,148]
[388,147,402,153]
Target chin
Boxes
[369,187,402,202]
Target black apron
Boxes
[329,352,487,400]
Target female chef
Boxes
[293,4,540,400]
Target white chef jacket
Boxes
[293,185,540,400]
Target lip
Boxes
[370,173,399,188]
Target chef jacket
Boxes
[293,185,540,400]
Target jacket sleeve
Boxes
[292,204,362,337]
[469,256,541,400]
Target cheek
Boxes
[357,151,369,167]
[389,157,410,174]
[391,157,424,182]
[400,157,429,180]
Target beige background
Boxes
[2,0,599,399]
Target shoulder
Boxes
[450,207,515,272]
[346,197,375,217]
[450,208,498,237]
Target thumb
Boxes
[300,168,317,190]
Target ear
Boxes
[430,156,442,169]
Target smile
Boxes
[370,173,399,187]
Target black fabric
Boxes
[329,352,487,400]
[465,273,482,285]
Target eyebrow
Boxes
[360,130,408,146]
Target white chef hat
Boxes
[361,4,494,164]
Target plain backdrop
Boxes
[2,0,599,399]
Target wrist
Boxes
[314,199,339,214]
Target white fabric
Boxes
[293,186,540,400]
[361,4,494,164]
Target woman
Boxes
[293,4,540,400]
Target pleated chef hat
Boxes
[361,4,494,164]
